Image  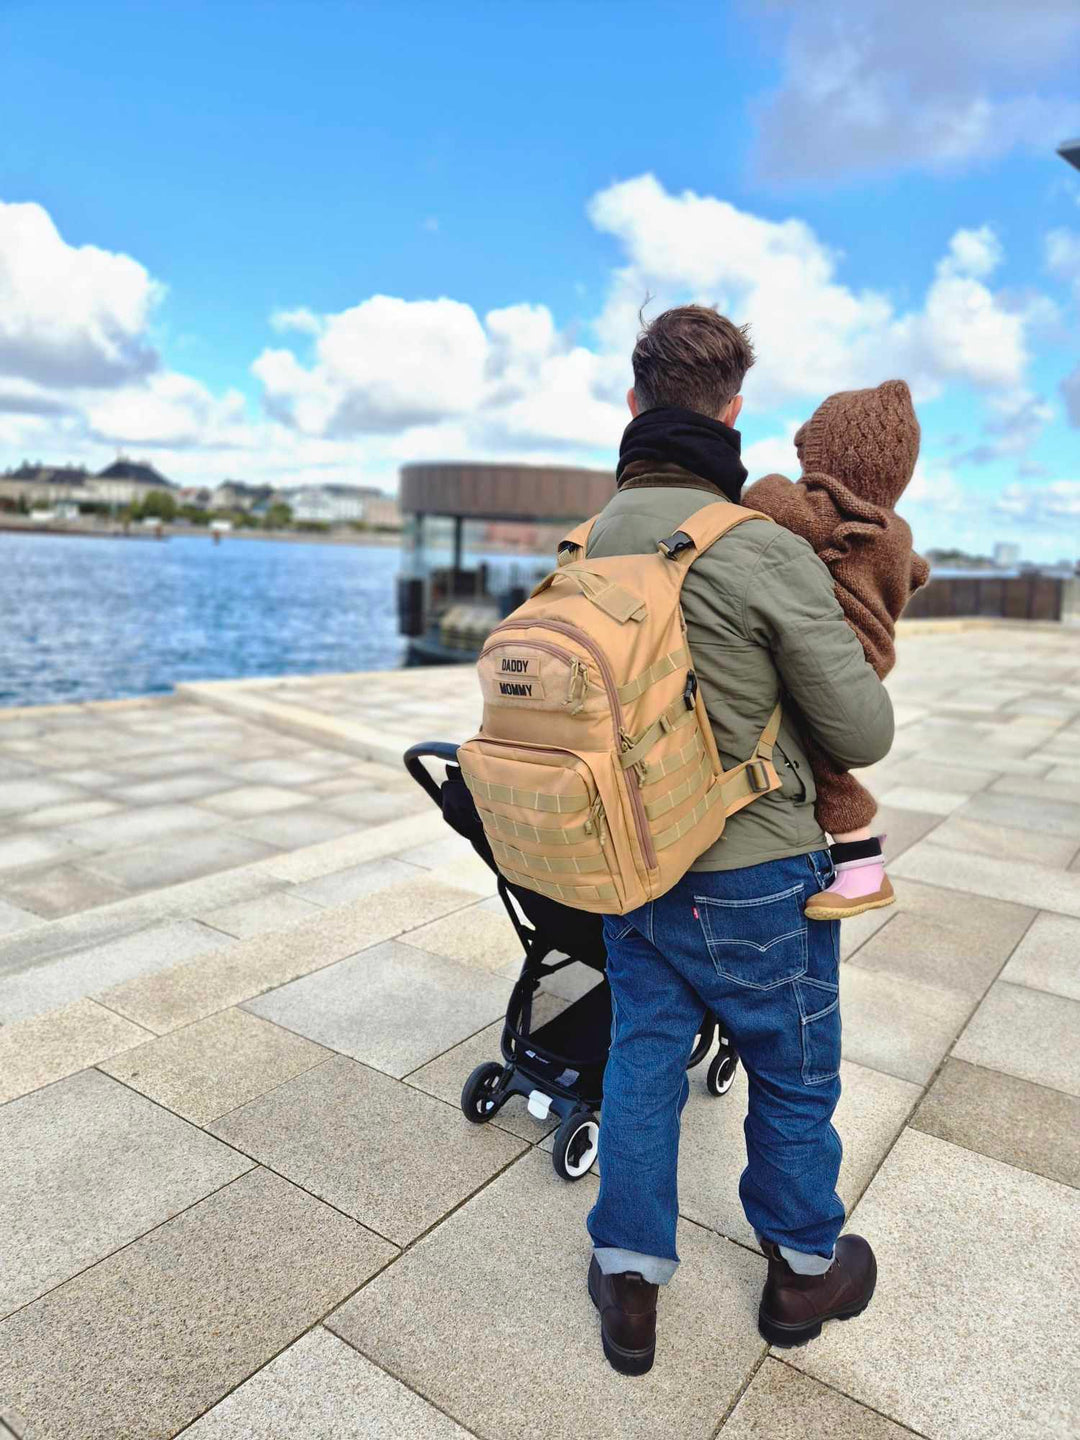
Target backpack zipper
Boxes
[489,618,659,870]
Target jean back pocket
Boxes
[694,884,807,990]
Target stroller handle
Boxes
[403,741,461,808]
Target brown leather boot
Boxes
[587,1255,658,1375]
[758,1235,877,1347]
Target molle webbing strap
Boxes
[618,695,696,772]
[643,755,712,820]
[639,731,703,785]
[478,806,597,847]
[556,515,599,568]
[755,702,781,760]
[460,769,589,814]
[653,782,724,850]
[490,839,607,877]
[658,502,773,569]
[717,704,784,810]
[499,866,617,905]
[617,645,691,704]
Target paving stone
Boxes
[1000,911,1080,1001]
[839,965,975,1085]
[722,1359,916,1439]
[321,788,427,826]
[0,862,132,920]
[0,1068,252,1317]
[83,830,279,891]
[211,1055,525,1245]
[233,757,335,785]
[100,1007,333,1124]
[0,898,45,939]
[290,856,420,908]
[0,778,84,815]
[926,815,1080,868]
[99,877,478,1033]
[404,902,522,978]
[0,831,84,873]
[199,889,323,939]
[405,994,569,1140]
[877,785,970,816]
[196,784,313,818]
[845,881,1034,998]
[63,801,217,850]
[874,803,945,859]
[232,806,360,849]
[182,1327,472,1439]
[959,790,1080,838]
[892,841,1080,919]
[110,772,236,805]
[50,765,125,789]
[788,1129,1079,1440]
[0,1167,395,1440]
[329,1149,766,1440]
[0,919,229,1023]
[953,981,1080,1096]
[911,1058,1080,1188]
[871,759,999,796]
[0,998,148,1105]
[18,798,122,829]
[256,810,445,882]
[678,1058,919,1248]
[992,772,1080,807]
[839,905,895,960]
[246,939,510,1078]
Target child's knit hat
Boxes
[793,379,920,508]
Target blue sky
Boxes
[1,0,1079,558]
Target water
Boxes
[0,531,407,708]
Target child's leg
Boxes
[803,744,894,921]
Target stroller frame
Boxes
[405,742,739,1181]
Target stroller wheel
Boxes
[552,1110,600,1181]
[707,1050,739,1097]
[461,1062,504,1123]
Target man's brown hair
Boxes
[631,304,755,417]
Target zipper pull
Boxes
[567,658,588,714]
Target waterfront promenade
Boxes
[1,622,1078,1439]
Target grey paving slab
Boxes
[196,784,314,817]
[247,938,509,1078]
[0,998,148,1105]
[959,789,1080,838]
[0,1167,395,1440]
[330,1149,767,1440]
[233,757,336,785]
[912,1058,1080,1188]
[788,1128,1079,1440]
[953,980,1080,1096]
[290,856,420,908]
[0,919,230,1023]
[232,806,360,849]
[874,803,945,859]
[0,1067,252,1316]
[100,1007,333,1124]
[18,797,122,828]
[84,829,281,892]
[324,788,429,825]
[845,882,1034,998]
[211,1055,525,1246]
[722,1359,917,1439]
[0,778,84,815]
[406,993,569,1140]
[839,965,975,1085]
[62,801,218,850]
[0,899,45,939]
[256,810,445,882]
[1000,911,1080,1001]
[110,771,236,805]
[51,765,124,789]
[101,877,479,1033]
[0,861,133,919]
[839,905,895,961]
[877,784,970,816]
[0,831,83,873]
[181,1326,473,1439]
[678,1058,920,1249]
[404,902,521,978]
[199,888,323,939]
[926,814,1080,868]
[891,841,1080,918]
[992,772,1080,807]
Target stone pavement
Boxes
[0,621,1078,1439]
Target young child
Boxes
[743,379,930,920]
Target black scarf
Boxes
[616,405,747,504]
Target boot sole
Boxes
[758,1276,877,1349]
[588,1266,656,1376]
[805,893,896,922]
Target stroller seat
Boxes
[405,742,739,1181]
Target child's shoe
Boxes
[805,836,894,921]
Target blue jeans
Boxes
[587,850,844,1284]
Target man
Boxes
[585,305,894,1374]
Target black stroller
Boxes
[405,742,740,1182]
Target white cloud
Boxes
[754,0,1080,181]
[994,479,1080,523]
[269,307,324,336]
[83,372,249,449]
[0,200,162,388]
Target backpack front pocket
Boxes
[693,883,807,989]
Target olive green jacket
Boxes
[585,475,895,871]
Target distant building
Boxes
[284,484,396,526]
[993,542,1021,568]
[91,459,175,508]
[0,464,92,508]
[211,480,274,512]
[177,486,213,508]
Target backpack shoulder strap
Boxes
[556,515,599,568]
[657,502,773,568]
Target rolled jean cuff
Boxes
[755,1232,835,1276]
[592,1246,678,1285]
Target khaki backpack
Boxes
[457,502,783,915]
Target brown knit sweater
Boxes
[743,379,930,833]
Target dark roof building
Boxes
[97,459,175,489]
